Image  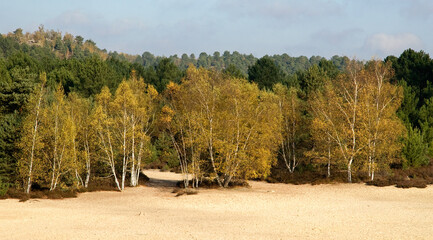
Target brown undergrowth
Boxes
[268,163,433,189]
[1,173,150,201]
[176,178,250,189]
[366,164,433,188]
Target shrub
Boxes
[86,177,119,192]
[29,191,45,199]
[46,190,77,199]
[366,179,393,187]
[395,180,427,189]
[402,127,429,169]
[0,178,9,197]
[176,178,250,189]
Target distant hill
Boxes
[1,27,348,76]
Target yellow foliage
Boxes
[165,66,282,186]
[160,105,174,124]
[147,84,159,100]
[309,59,405,181]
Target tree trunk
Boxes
[281,140,292,173]
[50,158,56,190]
[106,132,121,191]
[85,162,90,188]
[75,169,84,187]
[121,165,126,190]
[111,164,121,191]
[130,116,136,187]
[290,104,297,173]
[25,83,44,194]
[121,109,127,190]
[84,137,91,188]
[223,175,233,188]
[135,140,144,187]
[72,139,83,188]
[368,155,371,177]
[208,120,222,187]
[327,140,331,178]
[347,159,353,183]
[26,156,34,194]
[50,108,59,191]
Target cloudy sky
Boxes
[0,0,431,59]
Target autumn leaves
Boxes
[310,60,404,182]
[18,60,404,193]
[160,60,404,186]
[162,66,281,188]
[19,71,158,192]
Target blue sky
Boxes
[0,0,432,59]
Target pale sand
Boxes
[1,170,433,240]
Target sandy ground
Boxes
[1,170,433,240]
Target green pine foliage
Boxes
[402,127,429,169]
[0,176,9,196]
[248,56,286,90]
[1,27,433,191]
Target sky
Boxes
[0,0,432,59]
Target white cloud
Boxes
[364,33,422,56]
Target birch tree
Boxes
[310,60,365,182]
[162,80,202,188]
[66,92,95,188]
[18,73,46,193]
[178,66,222,187]
[309,77,340,178]
[164,67,281,188]
[94,86,121,191]
[362,60,404,180]
[94,75,157,190]
[111,81,136,190]
[215,79,281,186]
[274,83,303,173]
[310,60,404,181]
[44,84,70,191]
[310,121,337,178]
[128,71,158,187]
[72,95,95,188]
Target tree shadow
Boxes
[146,177,178,188]
[142,170,182,190]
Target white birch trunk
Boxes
[348,160,352,183]
[50,112,58,190]
[25,83,44,194]
[121,109,127,191]
[101,127,121,191]
[327,137,331,178]
[130,116,136,187]
[84,134,91,188]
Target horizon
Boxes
[1,1,432,60]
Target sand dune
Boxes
[1,169,433,240]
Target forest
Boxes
[1,28,433,197]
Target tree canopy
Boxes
[1,28,432,195]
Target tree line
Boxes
[2,28,348,77]
[1,29,433,194]
[6,59,412,193]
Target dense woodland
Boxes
[1,28,433,196]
